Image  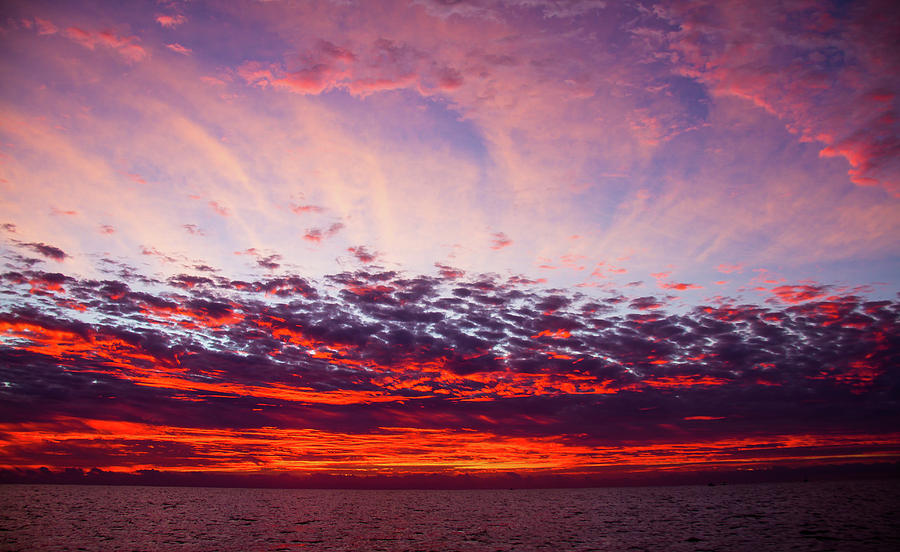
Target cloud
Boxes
[208,200,230,217]
[291,204,325,214]
[34,18,58,35]
[490,232,512,250]
[629,296,664,311]
[241,36,467,98]
[416,0,608,20]
[348,246,378,263]
[659,281,701,291]
[64,27,148,63]
[22,242,68,262]
[0,259,896,475]
[1,0,897,482]
[166,43,191,56]
[140,246,179,264]
[304,222,344,243]
[657,0,900,193]
[155,14,187,29]
[256,254,281,271]
[234,248,282,271]
[770,284,829,304]
[716,264,743,274]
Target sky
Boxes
[0,0,898,485]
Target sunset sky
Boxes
[1,0,898,484]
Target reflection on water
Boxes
[1,479,898,551]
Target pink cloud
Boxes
[242,37,465,99]
[183,224,205,236]
[166,43,192,56]
[65,27,147,62]
[156,14,187,29]
[208,201,230,217]
[127,173,147,185]
[490,232,512,250]
[716,264,743,274]
[291,204,325,214]
[34,18,58,35]
[304,222,344,243]
[660,0,900,193]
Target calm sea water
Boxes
[1,480,898,551]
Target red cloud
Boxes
[659,282,702,291]
[531,328,571,339]
[770,285,828,304]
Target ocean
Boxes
[1,479,898,551]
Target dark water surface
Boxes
[1,480,898,551]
